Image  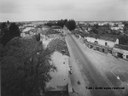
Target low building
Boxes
[83,36,119,54]
[84,36,128,61]
[85,36,119,48]
[113,44,128,60]
[84,40,112,54]
[111,26,123,30]
[22,26,35,32]
[42,26,50,31]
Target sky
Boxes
[0,0,128,21]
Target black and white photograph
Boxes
[0,0,128,96]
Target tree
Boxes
[122,21,128,27]
[1,35,56,96]
[65,20,76,31]
[122,21,128,35]
[0,22,20,46]
[9,23,20,38]
[93,24,99,29]
[91,27,98,34]
[90,24,99,34]
[119,35,128,45]
[56,19,67,28]
[0,23,7,43]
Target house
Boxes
[84,36,128,60]
[111,26,123,31]
[113,44,128,60]
[85,36,119,48]
[84,36,119,54]
[85,41,111,53]
[51,26,62,32]
[42,26,50,31]
[22,26,35,32]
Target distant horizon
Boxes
[0,19,128,23]
[0,0,128,22]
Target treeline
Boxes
[118,35,128,45]
[89,23,128,45]
[0,21,20,46]
[90,24,120,35]
[45,19,76,31]
[122,21,128,35]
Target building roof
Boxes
[87,34,118,42]
[99,35,118,42]
[114,44,128,51]
[45,29,60,35]
[51,26,62,29]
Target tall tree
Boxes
[122,21,128,35]
[65,20,76,31]
[9,23,20,38]
[57,19,68,28]
[1,36,56,96]
[0,22,20,46]
[119,35,128,45]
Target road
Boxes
[65,32,128,96]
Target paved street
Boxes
[65,32,128,96]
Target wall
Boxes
[85,37,117,48]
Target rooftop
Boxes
[87,34,118,42]
[99,35,118,42]
[114,44,128,51]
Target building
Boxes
[113,44,128,60]
[51,26,63,32]
[42,26,50,31]
[22,26,35,32]
[85,36,119,48]
[85,40,112,54]
[111,26,123,31]
[84,36,128,60]
[83,36,118,54]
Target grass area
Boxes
[45,29,60,35]
[47,38,69,56]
